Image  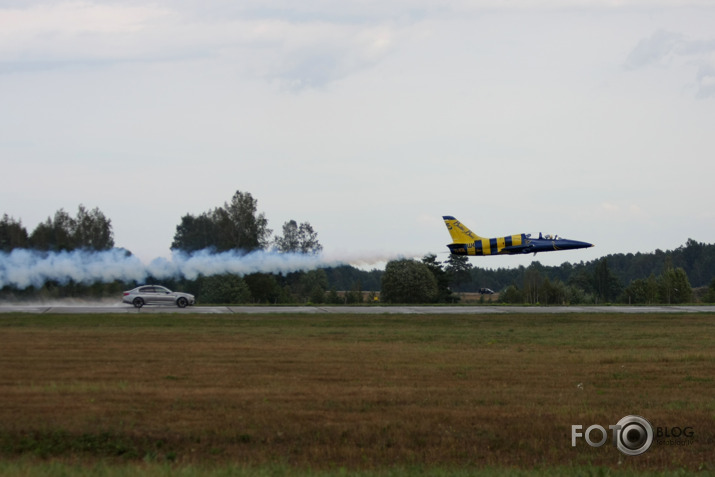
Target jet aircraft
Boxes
[443,216,593,256]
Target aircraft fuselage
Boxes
[443,216,593,256]
[447,236,593,256]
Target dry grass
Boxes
[453,292,500,303]
[0,313,713,473]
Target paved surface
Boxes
[1,305,714,314]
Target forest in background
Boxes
[1,190,714,305]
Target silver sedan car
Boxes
[122,285,195,308]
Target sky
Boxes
[1,0,714,272]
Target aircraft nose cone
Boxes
[554,239,593,251]
[570,240,593,249]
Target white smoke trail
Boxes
[0,248,416,290]
[145,249,350,281]
[0,249,146,289]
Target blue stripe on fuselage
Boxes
[489,238,497,255]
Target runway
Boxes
[1,304,714,314]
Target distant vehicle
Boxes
[479,288,495,295]
[122,285,195,308]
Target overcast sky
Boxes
[2,0,714,269]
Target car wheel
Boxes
[176,297,188,308]
[133,297,144,308]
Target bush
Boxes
[198,274,251,304]
[381,259,438,304]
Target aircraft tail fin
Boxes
[443,216,482,242]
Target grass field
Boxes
[0,312,713,476]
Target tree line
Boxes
[1,206,114,252]
[378,246,715,304]
[2,190,714,304]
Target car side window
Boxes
[139,286,153,293]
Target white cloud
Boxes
[0,2,170,35]
[0,2,176,72]
[625,30,684,69]
[696,62,715,98]
[625,29,715,98]
[0,1,404,88]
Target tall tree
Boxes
[445,254,473,291]
[0,215,28,251]
[29,209,76,251]
[659,266,692,304]
[705,278,715,303]
[171,212,220,253]
[523,263,543,304]
[171,190,272,253]
[421,254,453,302]
[220,191,271,252]
[623,274,659,304]
[73,205,114,250]
[593,258,622,303]
[273,220,323,254]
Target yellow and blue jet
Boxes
[443,216,593,256]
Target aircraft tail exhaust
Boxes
[442,216,481,242]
